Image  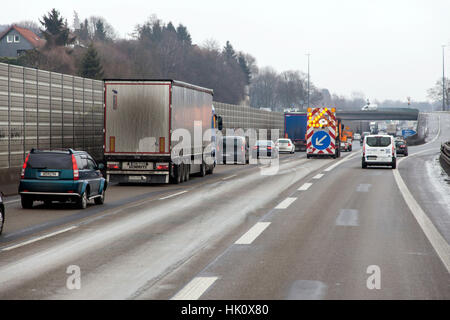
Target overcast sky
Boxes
[2,0,449,102]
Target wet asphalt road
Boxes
[0,113,449,299]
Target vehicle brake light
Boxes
[288,143,291,147]
[241,145,244,152]
[157,165,169,170]
[72,155,79,180]
[21,153,30,179]
[107,162,120,169]
[267,146,272,150]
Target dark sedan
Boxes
[252,140,278,159]
[395,139,408,156]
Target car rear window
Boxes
[366,137,392,147]
[27,153,73,169]
[278,139,290,143]
[256,140,273,146]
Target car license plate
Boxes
[40,171,59,177]
[123,162,152,170]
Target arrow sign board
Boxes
[311,131,331,150]
[402,129,416,137]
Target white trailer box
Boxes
[104,80,215,184]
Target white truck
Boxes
[104,79,219,184]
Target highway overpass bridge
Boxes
[336,108,419,121]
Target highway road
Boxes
[0,114,449,299]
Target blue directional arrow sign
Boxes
[402,129,416,137]
[312,131,331,150]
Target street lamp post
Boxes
[306,53,310,110]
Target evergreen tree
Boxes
[39,8,75,46]
[94,20,106,41]
[165,22,176,34]
[79,44,104,79]
[176,24,192,45]
[223,41,236,61]
[238,54,251,85]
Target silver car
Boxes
[276,138,295,154]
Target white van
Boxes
[362,134,396,169]
[361,104,378,111]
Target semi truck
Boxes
[104,79,219,184]
[306,107,341,159]
[284,112,308,151]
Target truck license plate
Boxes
[129,176,147,182]
[123,162,152,170]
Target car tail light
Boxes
[72,155,79,180]
[241,145,244,152]
[392,145,395,156]
[288,143,291,147]
[363,144,365,156]
[21,154,30,179]
[267,146,272,150]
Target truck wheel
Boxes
[184,164,190,181]
[21,196,33,209]
[180,164,185,183]
[199,162,206,177]
[172,165,182,184]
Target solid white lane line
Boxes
[235,222,271,245]
[324,152,358,172]
[222,174,237,180]
[298,183,313,191]
[1,226,77,252]
[4,199,20,204]
[313,174,324,180]
[171,276,218,300]
[159,190,187,200]
[275,197,297,209]
[393,158,450,273]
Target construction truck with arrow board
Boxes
[306,107,342,159]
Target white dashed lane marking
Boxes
[1,226,77,252]
[159,190,187,200]
[275,197,297,209]
[313,174,324,180]
[171,277,218,300]
[235,222,271,245]
[298,183,313,191]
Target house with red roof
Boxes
[0,25,45,57]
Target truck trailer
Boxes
[104,79,217,184]
[284,113,308,151]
